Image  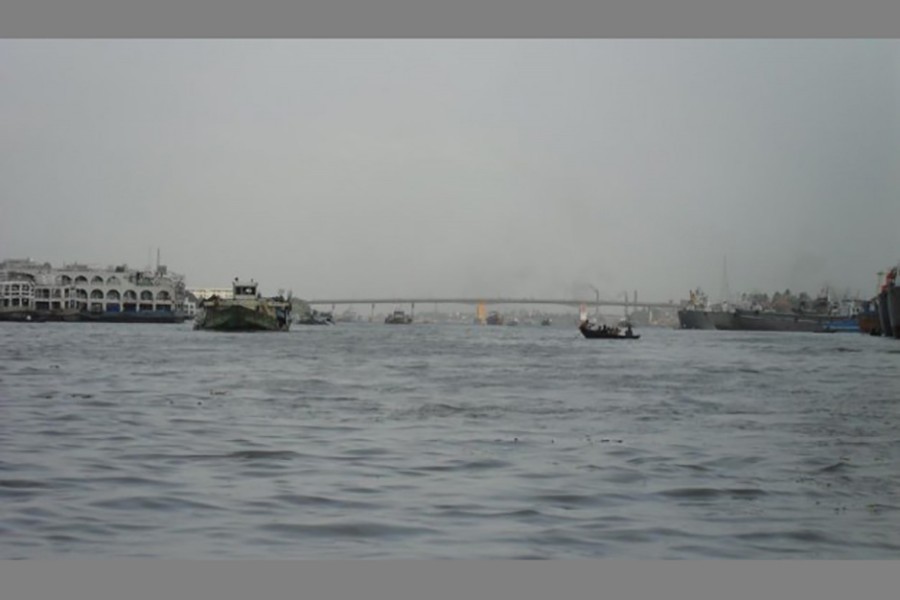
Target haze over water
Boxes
[2,322,899,559]
[2,40,899,301]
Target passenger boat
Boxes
[194,279,291,332]
[579,320,640,340]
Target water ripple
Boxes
[2,323,899,558]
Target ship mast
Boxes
[719,255,731,306]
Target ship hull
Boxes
[76,310,186,324]
[677,309,714,330]
[857,313,882,335]
[385,316,413,324]
[709,310,736,330]
[0,309,80,322]
[731,309,828,333]
[0,308,182,323]
[823,317,862,333]
[887,287,900,339]
[876,291,891,337]
[195,304,289,332]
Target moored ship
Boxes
[878,266,899,339]
[677,284,873,334]
[856,299,882,335]
[677,289,735,330]
[730,292,862,334]
[194,279,291,332]
[730,308,830,333]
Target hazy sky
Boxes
[1,40,898,302]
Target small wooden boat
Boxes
[578,320,640,340]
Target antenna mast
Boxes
[720,255,731,305]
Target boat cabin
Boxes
[232,279,260,300]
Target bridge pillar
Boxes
[370,303,375,322]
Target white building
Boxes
[0,258,186,316]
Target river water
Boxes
[1,321,899,558]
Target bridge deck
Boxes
[306,298,677,309]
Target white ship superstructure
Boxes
[187,287,234,301]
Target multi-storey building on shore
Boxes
[0,258,187,322]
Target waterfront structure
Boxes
[0,258,186,322]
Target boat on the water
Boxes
[676,289,735,330]
[726,288,865,334]
[385,309,413,324]
[579,320,640,340]
[486,311,504,326]
[296,309,334,325]
[194,279,291,332]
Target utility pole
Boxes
[588,284,600,319]
[720,255,731,305]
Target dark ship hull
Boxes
[0,308,184,323]
[77,310,186,324]
[579,322,639,339]
[886,287,900,339]
[731,309,829,333]
[876,290,892,337]
[677,309,714,330]
[195,304,289,331]
[709,310,736,330]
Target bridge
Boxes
[306,297,678,310]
